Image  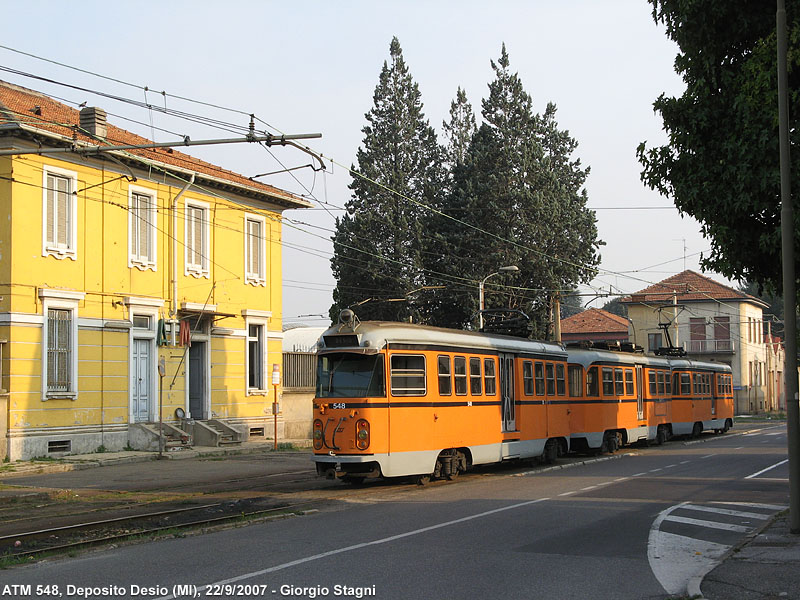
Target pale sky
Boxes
[1,1,720,326]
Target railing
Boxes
[686,339,735,354]
[283,352,317,390]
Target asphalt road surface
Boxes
[1,424,788,600]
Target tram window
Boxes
[546,363,556,396]
[673,373,680,394]
[602,368,614,396]
[568,365,583,397]
[454,356,467,395]
[484,358,497,396]
[680,373,691,395]
[625,369,634,396]
[657,372,665,395]
[587,366,599,396]
[316,353,386,398]
[390,354,426,396]
[470,357,482,395]
[556,363,566,396]
[523,361,534,396]
[614,369,624,396]
[437,356,452,396]
[693,374,699,395]
[534,362,545,395]
[649,371,657,395]
[665,371,672,395]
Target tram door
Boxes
[636,365,644,420]
[500,353,516,432]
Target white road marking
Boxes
[664,464,677,469]
[633,472,647,476]
[662,515,750,532]
[733,447,743,450]
[745,459,789,479]
[581,485,598,491]
[765,432,783,436]
[681,504,770,520]
[648,502,787,596]
[558,491,576,496]
[155,497,551,599]
[650,468,663,472]
[680,460,691,464]
[709,501,787,511]
[614,477,630,482]
[701,454,715,459]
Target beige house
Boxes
[622,270,781,415]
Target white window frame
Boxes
[244,213,266,286]
[42,165,78,260]
[128,184,158,270]
[184,199,210,278]
[244,312,270,395]
[39,289,84,401]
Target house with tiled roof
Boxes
[560,308,629,344]
[621,270,780,414]
[0,80,312,460]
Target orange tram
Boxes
[311,317,734,484]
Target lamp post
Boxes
[478,265,519,330]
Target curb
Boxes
[0,442,312,479]
[686,510,785,599]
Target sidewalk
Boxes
[0,438,312,480]
[700,511,800,600]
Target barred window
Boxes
[47,309,72,392]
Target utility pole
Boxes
[777,0,800,534]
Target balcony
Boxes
[685,339,735,354]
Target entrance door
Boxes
[189,342,206,419]
[132,338,152,422]
[500,353,516,432]
[636,365,644,420]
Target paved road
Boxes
[1,424,788,600]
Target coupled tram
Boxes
[311,311,734,484]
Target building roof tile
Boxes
[620,270,766,307]
[561,308,629,334]
[0,80,310,209]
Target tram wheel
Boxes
[655,427,667,446]
[691,422,702,438]
[416,474,431,486]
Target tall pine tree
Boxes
[429,44,602,336]
[330,37,445,322]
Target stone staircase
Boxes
[128,419,245,451]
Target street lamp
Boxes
[478,265,519,330]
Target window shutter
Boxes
[56,177,69,248]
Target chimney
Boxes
[79,106,108,139]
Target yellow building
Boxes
[0,81,311,460]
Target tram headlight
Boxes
[313,419,324,450]
[355,419,370,450]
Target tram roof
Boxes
[318,321,567,358]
